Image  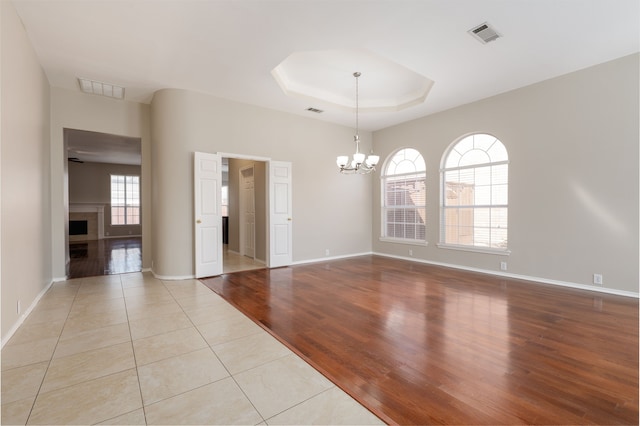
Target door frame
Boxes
[238,163,256,259]
[217,152,290,268]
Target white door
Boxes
[239,165,255,259]
[269,161,292,268]
[194,152,223,278]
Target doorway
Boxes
[223,158,265,273]
[66,128,143,278]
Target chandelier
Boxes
[336,72,379,174]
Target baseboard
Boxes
[1,279,55,349]
[151,269,195,280]
[373,252,639,298]
[292,252,374,266]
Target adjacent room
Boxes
[1,0,638,424]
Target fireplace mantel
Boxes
[69,204,105,239]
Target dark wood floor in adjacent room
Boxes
[69,236,142,278]
[201,255,639,425]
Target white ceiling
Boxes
[12,0,640,135]
[66,129,141,166]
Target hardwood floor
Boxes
[68,237,142,278]
[201,255,639,425]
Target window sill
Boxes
[379,237,428,247]
[437,243,510,256]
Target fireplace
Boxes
[69,204,105,241]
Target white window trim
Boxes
[379,237,428,246]
[437,242,510,255]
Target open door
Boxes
[269,161,293,268]
[194,152,223,278]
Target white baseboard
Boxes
[151,269,195,280]
[292,252,373,266]
[373,252,639,298]
[1,280,55,349]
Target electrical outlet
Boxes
[409,249,413,257]
[17,300,21,315]
[325,249,330,256]
[500,261,507,271]
[593,274,603,285]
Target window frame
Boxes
[380,148,427,246]
[438,133,510,255]
[110,174,140,226]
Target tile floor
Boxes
[223,246,265,274]
[1,272,384,425]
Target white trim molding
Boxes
[1,280,54,348]
[374,252,639,298]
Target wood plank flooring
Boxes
[68,237,142,278]
[200,255,639,425]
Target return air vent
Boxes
[468,22,501,44]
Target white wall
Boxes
[372,54,639,294]
[151,89,373,278]
[50,88,151,278]
[1,1,52,340]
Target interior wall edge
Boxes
[374,252,640,299]
[0,279,54,348]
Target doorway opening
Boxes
[222,157,266,274]
[66,128,142,278]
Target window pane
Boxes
[492,184,508,205]
[441,134,508,249]
[459,149,490,167]
[474,186,491,205]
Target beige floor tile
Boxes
[126,300,183,321]
[234,353,333,419]
[53,322,131,359]
[1,362,48,404]
[40,342,135,393]
[266,387,385,425]
[78,285,122,294]
[28,369,142,425]
[138,348,229,405]
[124,290,176,307]
[196,313,263,346]
[123,284,171,297]
[73,288,124,304]
[164,282,215,300]
[185,302,247,326]
[97,408,146,425]
[1,337,58,371]
[7,320,65,346]
[175,292,228,311]
[1,397,34,426]
[32,297,74,313]
[144,377,263,425]
[129,311,193,340]
[213,331,291,374]
[60,308,128,336]
[19,305,70,326]
[132,327,208,366]
[67,297,127,319]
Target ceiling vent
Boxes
[306,107,323,114]
[468,22,501,44]
[78,78,125,99]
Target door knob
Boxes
[196,219,202,224]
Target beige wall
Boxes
[50,88,151,278]
[68,161,143,237]
[372,54,639,294]
[151,89,373,278]
[1,1,52,340]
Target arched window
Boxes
[440,133,508,251]
[381,148,426,242]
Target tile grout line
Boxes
[22,276,83,426]
[165,278,268,425]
